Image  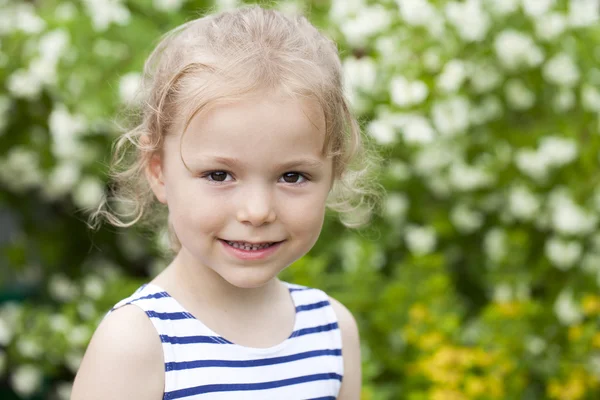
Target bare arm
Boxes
[71,305,164,400]
[329,296,362,400]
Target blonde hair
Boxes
[92,5,381,250]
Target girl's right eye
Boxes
[202,171,233,183]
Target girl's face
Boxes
[148,93,333,288]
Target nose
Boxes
[236,184,277,226]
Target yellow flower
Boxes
[496,301,523,318]
[418,332,445,351]
[465,377,486,397]
[582,294,600,316]
[592,332,600,348]
[430,388,468,400]
[547,372,587,400]
[568,325,584,342]
[409,304,430,323]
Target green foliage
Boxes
[1,0,600,399]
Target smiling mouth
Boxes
[219,239,283,251]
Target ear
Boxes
[146,152,167,204]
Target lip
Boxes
[219,239,284,261]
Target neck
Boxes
[159,249,283,313]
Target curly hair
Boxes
[91,5,381,251]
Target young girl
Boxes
[72,5,375,400]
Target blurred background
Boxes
[1,0,600,399]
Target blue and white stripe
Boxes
[111,282,344,399]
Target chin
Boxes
[219,268,279,289]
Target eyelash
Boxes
[200,171,310,185]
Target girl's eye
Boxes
[280,172,307,184]
[204,171,232,182]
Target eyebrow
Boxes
[198,156,324,170]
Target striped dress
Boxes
[110,282,344,399]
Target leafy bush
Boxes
[1,0,600,399]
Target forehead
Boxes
[174,94,328,162]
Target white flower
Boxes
[329,0,365,23]
[340,5,392,46]
[522,0,555,18]
[55,2,77,21]
[83,275,105,299]
[422,49,443,72]
[55,382,73,400]
[405,225,437,255]
[388,161,411,181]
[82,0,131,32]
[0,316,12,346]
[14,4,46,34]
[448,162,494,191]
[437,59,467,93]
[493,283,513,303]
[525,336,547,355]
[38,29,70,63]
[401,116,436,144]
[344,57,377,93]
[414,143,462,174]
[445,0,490,42]
[543,53,580,87]
[16,338,43,359]
[515,149,549,182]
[73,176,105,210]
[343,56,377,112]
[494,30,544,71]
[48,275,79,302]
[49,105,87,159]
[508,185,540,221]
[581,85,600,112]
[504,79,535,110]
[431,96,470,136]
[484,0,519,16]
[44,162,81,200]
[10,365,43,398]
[78,302,97,320]
[119,72,142,104]
[549,190,597,235]
[554,289,583,325]
[65,351,84,374]
[69,326,91,346]
[582,252,600,274]
[538,136,578,167]
[396,0,438,26]
[0,147,43,191]
[545,237,582,270]
[469,62,503,94]
[384,193,409,219]
[590,355,600,379]
[470,96,503,125]
[426,176,452,197]
[390,76,429,107]
[535,12,567,41]
[367,119,396,145]
[568,0,599,27]
[153,0,185,12]
[0,96,10,134]
[49,314,71,333]
[0,350,5,376]
[553,89,576,112]
[450,203,484,233]
[6,69,43,99]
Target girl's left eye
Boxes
[279,172,307,184]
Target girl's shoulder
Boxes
[71,298,164,400]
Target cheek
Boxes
[280,194,327,235]
[169,185,230,235]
